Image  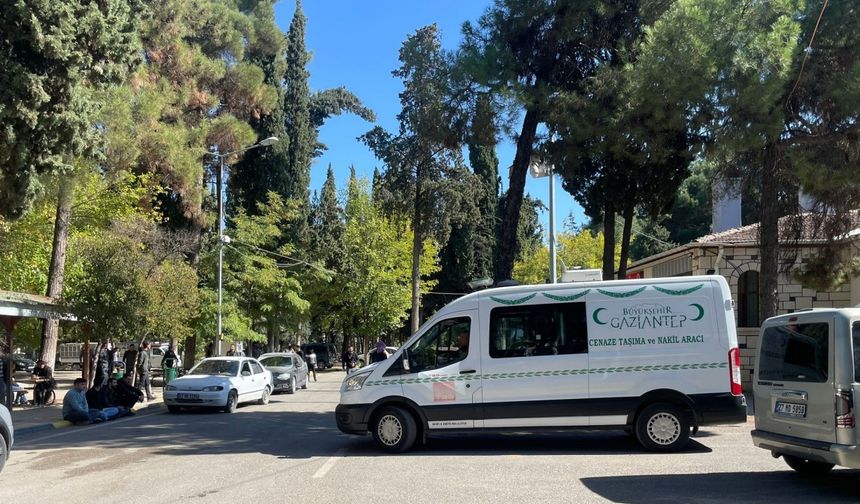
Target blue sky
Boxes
[274,0,586,238]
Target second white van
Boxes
[336,275,747,452]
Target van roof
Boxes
[460,274,725,304]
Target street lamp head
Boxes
[258,136,279,147]
[529,157,551,178]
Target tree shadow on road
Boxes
[581,470,860,503]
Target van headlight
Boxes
[343,372,370,392]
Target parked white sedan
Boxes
[164,357,272,413]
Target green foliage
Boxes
[0,0,140,218]
[513,230,607,285]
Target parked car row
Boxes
[163,351,311,414]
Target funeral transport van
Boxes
[336,275,747,452]
[751,308,860,474]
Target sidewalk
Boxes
[10,370,165,435]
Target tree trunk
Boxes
[267,320,276,353]
[759,143,781,323]
[494,108,540,282]
[617,203,634,279]
[182,335,196,371]
[602,207,616,280]
[409,208,423,335]
[39,177,75,367]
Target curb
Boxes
[15,402,165,436]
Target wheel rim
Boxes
[647,412,681,445]
[377,414,403,446]
[228,393,236,409]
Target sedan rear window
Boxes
[759,322,829,382]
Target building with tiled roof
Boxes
[626,212,860,390]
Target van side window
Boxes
[490,303,588,359]
[759,323,829,382]
[402,317,471,374]
[853,322,860,383]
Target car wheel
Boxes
[0,433,7,473]
[634,403,691,452]
[300,375,308,390]
[258,386,271,405]
[372,406,417,453]
[167,405,181,413]
[287,376,296,394]
[224,390,238,413]
[783,454,835,475]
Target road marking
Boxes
[313,448,347,479]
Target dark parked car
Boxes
[12,355,35,374]
[300,343,338,369]
[258,353,309,393]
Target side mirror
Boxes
[402,353,410,372]
[241,370,251,377]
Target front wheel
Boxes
[783,454,835,475]
[372,406,417,453]
[224,390,238,413]
[287,377,296,394]
[258,386,271,405]
[634,403,691,452]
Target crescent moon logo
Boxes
[690,303,704,321]
[592,308,607,325]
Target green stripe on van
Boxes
[363,362,728,387]
[653,284,704,296]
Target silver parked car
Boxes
[259,353,309,394]
[0,403,13,473]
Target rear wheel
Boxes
[258,386,271,405]
[224,390,238,413]
[783,454,835,475]
[635,403,691,452]
[372,406,417,453]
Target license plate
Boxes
[177,393,199,400]
[775,402,806,418]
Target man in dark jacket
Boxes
[122,344,137,380]
[115,374,143,408]
[136,341,155,401]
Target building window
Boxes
[738,271,760,327]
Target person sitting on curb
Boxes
[101,377,134,416]
[62,378,108,425]
[114,374,144,409]
[85,382,123,420]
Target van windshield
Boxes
[853,322,860,383]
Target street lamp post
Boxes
[208,136,278,356]
[529,158,557,284]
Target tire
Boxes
[634,403,691,452]
[372,406,417,453]
[258,386,271,405]
[300,375,308,390]
[287,376,296,394]
[0,433,7,474]
[783,454,835,475]
[44,390,56,406]
[167,405,181,413]
[224,390,238,413]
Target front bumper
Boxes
[335,403,372,435]
[752,429,860,469]
[272,377,293,391]
[163,390,228,407]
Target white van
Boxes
[336,275,747,452]
[751,308,860,474]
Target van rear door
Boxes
[755,314,835,443]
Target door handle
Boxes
[460,369,476,374]
[777,390,808,400]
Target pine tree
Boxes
[468,93,500,280]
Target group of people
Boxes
[341,341,390,375]
[62,374,144,424]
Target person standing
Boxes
[370,341,390,364]
[94,342,110,389]
[136,341,155,401]
[122,344,137,381]
[342,346,358,375]
[306,349,317,382]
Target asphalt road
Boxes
[1,369,858,504]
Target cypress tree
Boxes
[468,93,499,280]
